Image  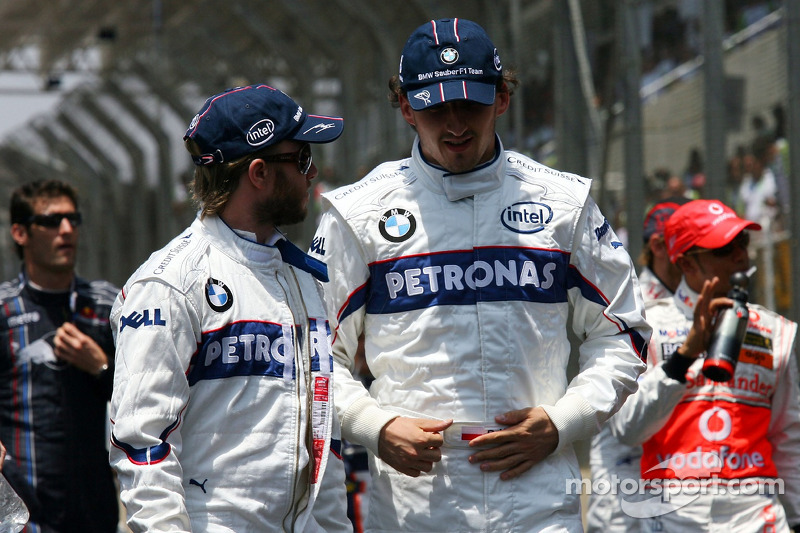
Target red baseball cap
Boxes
[664,199,761,263]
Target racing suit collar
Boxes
[412,134,504,201]
[202,215,328,281]
[672,277,698,318]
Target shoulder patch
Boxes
[324,160,415,219]
[205,278,233,312]
[378,208,417,242]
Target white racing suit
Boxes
[109,215,350,532]
[611,278,800,532]
[637,266,673,302]
[310,137,650,532]
[585,266,667,532]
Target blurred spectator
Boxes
[727,144,750,212]
[638,196,691,301]
[648,167,690,201]
[740,0,778,26]
[751,113,769,138]
[665,175,689,198]
[652,6,685,67]
[771,104,790,217]
[677,0,702,54]
[646,167,671,202]
[683,148,705,198]
[612,199,800,532]
[739,134,779,228]
[725,0,780,33]
[0,179,119,532]
[738,133,792,314]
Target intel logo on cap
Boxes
[246,119,276,146]
[501,201,553,234]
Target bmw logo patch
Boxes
[440,47,459,65]
[205,278,233,312]
[379,208,417,243]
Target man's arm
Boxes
[109,282,194,532]
[312,207,451,476]
[611,278,724,445]
[546,196,650,448]
[469,196,651,479]
[53,322,109,375]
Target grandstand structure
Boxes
[0,0,540,285]
[0,1,798,320]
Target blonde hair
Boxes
[185,138,259,217]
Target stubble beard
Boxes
[254,169,309,227]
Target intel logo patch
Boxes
[246,119,275,146]
[501,202,552,234]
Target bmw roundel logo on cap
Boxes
[379,208,417,243]
[206,278,233,312]
[440,47,459,65]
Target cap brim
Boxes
[291,114,344,144]
[694,219,761,249]
[407,80,496,110]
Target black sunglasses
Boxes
[259,143,313,175]
[26,212,83,229]
[686,231,750,257]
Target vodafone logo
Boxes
[699,406,732,441]
[708,202,725,215]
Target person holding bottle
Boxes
[611,199,800,532]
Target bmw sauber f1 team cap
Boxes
[641,196,689,243]
[184,84,343,166]
[664,199,761,263]
[400,18,503,111]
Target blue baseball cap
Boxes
[400,18,503,111]
[184,84,344,166]
[642,196,690,243]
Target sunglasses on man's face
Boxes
[26,212,83,229]
[259,143,313,175]
[686,231,750,257]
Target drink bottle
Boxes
[702,271,750,382]
[0,473,29,533]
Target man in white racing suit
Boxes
[309,18,650,532]
[109,85,351,532]
[636,196,690,302]
[586,195,687,532]
[611,199,800,532]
